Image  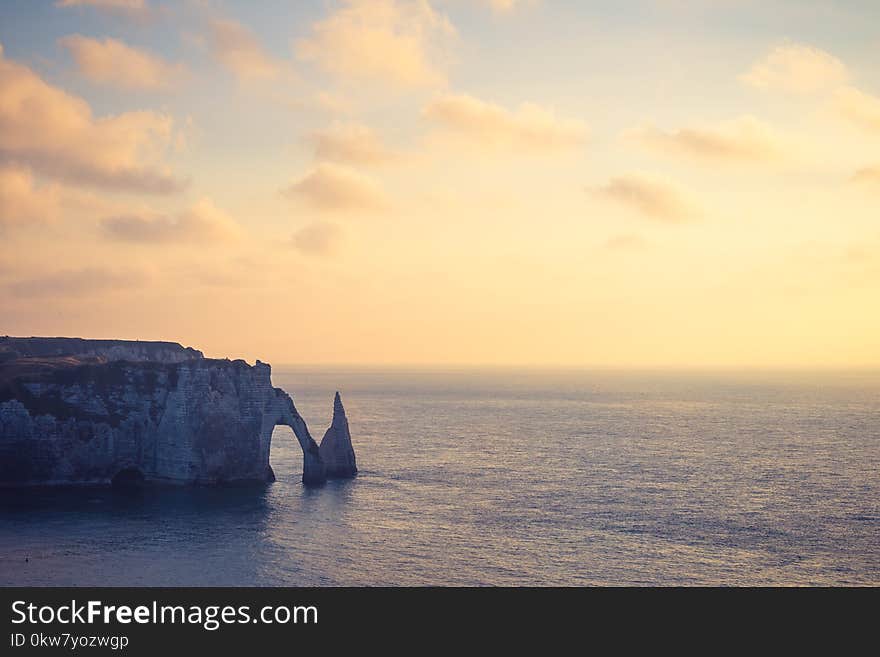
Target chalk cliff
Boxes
[0,337,357,487]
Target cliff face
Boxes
[0,338,356,487]
[0,336,203,364]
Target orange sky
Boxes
[1,1,879,367]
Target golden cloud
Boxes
[423,93,587,151]
[0,45,185,194]
[209,18,281,81]
[6,266,146,298]
[441,0,535,13]
[296,0,453,88]
[835,86,880,134]
[630,116,785,162]
[283,163,388,212]
[740,44,849,94]
[483,0,540,12]
[0,164,128,231]
[60,35,185,90]
[0,167,60,227]
[101,198,240,244]
[308,122,392,165]
[292,220,344,256]
[853,166,880,185]
[594,174,697,222]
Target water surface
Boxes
[1,369,877,585]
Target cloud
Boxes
[442,0,535,13]
[0,45,185,194]
[740,44,849,94]
[423,93,587,152]
[292,220,343,255]
[853,166,880,185]
[296,0,453,88]
[283,163,388,212]
[6,267,145,298]
[59,35,185,90]
[740,45,880,136]
[55,0,153,20]
[483,0,538,12]
[629,116,785,162]
[487,0,518,11]
[307,122,392,165]
[594,174,697,222]
[741,44,880,136]
[0,167,60,227]
[101,198,240,244]
[208,18,281,81]
[0,165,126,231]
[834,86,880,134]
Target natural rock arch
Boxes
[262,388,326,485]
[261,388,358,485]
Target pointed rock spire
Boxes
[319,391,358,478]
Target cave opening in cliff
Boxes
[111,467,146,489]
[269,425,304,483]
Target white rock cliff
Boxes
[0,338,356,487]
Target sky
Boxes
[0,0,879,367]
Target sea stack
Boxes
[319,392,358,478]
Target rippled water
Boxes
[1,369,878,586]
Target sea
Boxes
[1,368,877,586]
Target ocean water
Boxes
[1,368,877,586]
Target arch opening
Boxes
[111,467,145,489]
[268,425,304,484]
